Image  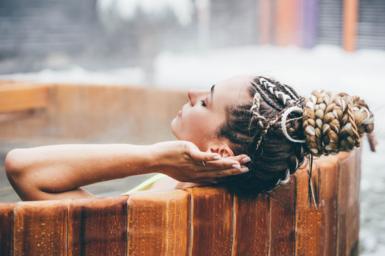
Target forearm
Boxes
[7,171,95,201]
[5,144,159,196]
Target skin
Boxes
[4,75,254,201]
[170,75,253,152]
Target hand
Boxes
[152,140,250,183]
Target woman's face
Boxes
[170,75,253,151]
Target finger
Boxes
[227,154,251,164]
[198,166,249,178]
[212,166,250,177]
[190,149,221,161]
[205,154,251,168]
[240,156,251,164]
[199,158,244,171]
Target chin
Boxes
[170,118,180,139]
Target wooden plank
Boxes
[127,190,189,256]
[233,192,270,255]
[294,161,323,256]
[68,196,128,256]
[336,153,349,256]
[0,203,15,256]
[13,200,68,256]
[269,172,296,255]
[343,0,359,51]
[316,155,339,256]
[337,149,360,255]
[351,147,362,255]
[0,84,50,113]
[187,186,233,256]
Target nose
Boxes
[187,89,207,106]
[187,90,196,105]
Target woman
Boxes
[4,75,375,201]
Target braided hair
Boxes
[216,76,375,196]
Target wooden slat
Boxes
[233,192,270,255]
[187,186,233,256]
[127,190,189,256]
[295,161,323,256]
[0,203,15,256]
[0,84,50,113]
[68,196,128,256]
[316,153,344,256]
[352,147,362,255]
[337,149,360,255]
[336,153,349,255]
[269,172,296,255]
[13,200,68,256]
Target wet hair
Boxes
[216,76,375,196]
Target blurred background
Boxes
[0,0,384,255]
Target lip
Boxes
[178,103,188,118]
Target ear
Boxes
[207,143,234,158]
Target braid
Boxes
[218,76,306,195]
[251,80,282,110]
[255,76,298,107]
[277,80,301,100]
[216,75,375,196]
[302,90,375,156]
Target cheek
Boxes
[172,109,214,141]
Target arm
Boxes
[4,144,158,201]
[4,141,249,201]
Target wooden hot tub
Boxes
[0,81,361,255]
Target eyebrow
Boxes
[210,84,215,107]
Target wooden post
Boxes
[343,0,359,52]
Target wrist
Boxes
[119,144,163,176]
[147,143,168,174]
[148,141,184,176]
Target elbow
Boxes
[4,148,40,201]
[4,148,27,176]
